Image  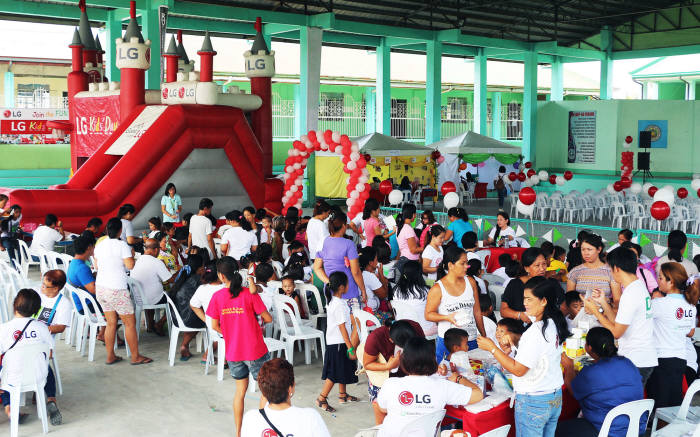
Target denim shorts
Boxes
[228,352,270,380]
[514,389,562,437]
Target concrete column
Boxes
[473,48,488,134]
[642,81,658,100]
[4,71,14,107]
[365,88,376,134]
[687,80,696,100]
[298,26,322,205]
[425,39,442,144]
[105,10,121,82]
[550,56,564,101]
[140,6,161,89]
[492,92,501,140]
[376,38,391,135]
[599,26,614,100]
[522,50,538,161]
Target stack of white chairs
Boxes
[534,194,550,220]
[610,202,630,228]
[0,260,26,323]
[549,196,563,222]
[628,203,649,230]
[562,197,578,223]
[15,240,39,281]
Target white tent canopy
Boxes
[429,131,521,155]
[352,132,432,156]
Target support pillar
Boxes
[600,26,613,100]
[473,48,488,135]
[298,26,322,205]
[105,10,121,82]
[687,80,696,100]
[492,92,501,140]
[550,56,564,101]
[4,72,14,107]
[140,6,161,89]
[522,50,538,161]
[642,81,658,100]
[426,39,442,144]
[376,38,391,135]
[365,88,376,134]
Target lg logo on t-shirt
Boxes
[398,391,431,406]
[261,429,292,437]
[675,307,694,320]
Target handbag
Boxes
[258,408,284,436]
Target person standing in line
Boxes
[160,182,182,223]
[307,200,331,260]
[188,198,217,260]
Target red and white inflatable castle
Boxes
[2,1,283,232]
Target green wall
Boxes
[658,82,686,100]
[0,144,70,169]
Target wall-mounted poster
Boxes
[638,120,668,148]
[567,111,596,163]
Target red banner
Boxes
[72,94,120,157]
[0,120,53,135]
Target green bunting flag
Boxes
[684,245,689,259]
[484,220,493,232]
[638,233,651,247]
[529,236,539,246]
[552,229,562,243]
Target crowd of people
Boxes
[2,182,700,437]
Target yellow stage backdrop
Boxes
[315,154,435,198]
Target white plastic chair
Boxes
[611,203,630,228]
[549,197,563,222]
[411,189,423,208]
[164,294,206,366]
[399,408,445,436]
[651,379,700,433]
[296,283,327,329]
[72,286,129,361]
[248,337,288,393]
[16,240,39,280]
[401,190,412,205]
[469,424,511,437]
[1,343,51,437]
[598,399,654,437]
[354,309,380,343]
[273,294,325,365]
[203,316,226,380]
[128,278,172,337]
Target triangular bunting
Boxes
[552,229,562,243]
[653,243,667,257]
[474,219,483,230]
[639,233,651,247]
[684,245,689,259]
[692,242,700,260]
[631,236,639,244]
[608,241,616,246]
[601,237,607,243]
[483,220,493,232]
[567,239,572,245]
[515,225,527,237]
[528,236,539,246]
[541,229,553,243]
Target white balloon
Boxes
[642,182,653,193]
[285,166,294,173]
[290,185,298,192]
[555,176,565,186]
[653,188,675,206]
[630,182,642,194]
[443,192,459,209]
[351,143,359,153]
[606,183,615,194]
[301,159,308,167]
[356,183,366,192]
[662,185,674,193]
[295,179,303,186]
[350,152,360,161]
[522,179,531,188]
[332,132,341,143]
[692,179,700,192]
[293,163,301,170]
[359,176,369,184]
[530,175,540,185]
[300,135,309,144]
[319,140,328,151]
[346,198,354,207]
[538,170,548,180]
[347,161,357,170]
[516,200,535,217]
[622,142,631,149]
[287,149,294,156]
[388,189,403,205]
[350,190,359,199]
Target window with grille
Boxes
[506,102,523,140]
[319,92,344,121]
[444,97,468,121]
[16,84,50,108]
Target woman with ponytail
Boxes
[426,245,486,362]
[646,262,698,409]
[557,327,644,437]
[655,230,699,276]
[477,279,571,437]
[206,256,272,437]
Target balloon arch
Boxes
[282,130,370,218]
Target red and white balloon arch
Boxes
[282,130,370,218]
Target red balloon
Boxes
[620,176,632,189]
[518,172,527,182]
[678,187,689,199]
[648,186,658,197]
[527,169,536,178]
[697,188,700,198]
[441,182,457,195]
[563,170,573,180]
[613,181,623,192]
[625,136,633,144]
[519,187,536,205]
[379,180,393,195]
[650,201,671,221]
[549,175,557,185]
[508,172,517,181]
[525,162,532,168]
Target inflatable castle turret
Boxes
[176,30,195,74]
[197,31,216,83]
[116,1,151,122]
[163,35,179,83]
[245,18,275,177]
[78,0,101,83]
[94,35,105,81]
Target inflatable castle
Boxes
[2,1,283,232]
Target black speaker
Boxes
[638,152,650,171]
[639,131,652,148]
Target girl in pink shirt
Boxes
[362,198,395,247]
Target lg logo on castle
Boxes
[399,391,431,406]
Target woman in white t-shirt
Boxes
[392,260,437,336]
[220,210,257,261]
[421,225,445,282]
[647,262,698,409]
[376,337,483,437]
[307,201,331,260]
[478,279,571,437]
[655,230,700,277]
[118,204,143,252]
[359,246,391,322]
[483,211,516,248]
[241,358,331,437]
